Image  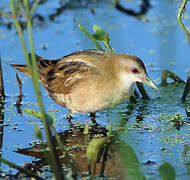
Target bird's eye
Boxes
[131,67,139,74]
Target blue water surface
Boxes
[0,0,190,179]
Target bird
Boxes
[11,49,158,124]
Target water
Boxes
[0,0,190,179]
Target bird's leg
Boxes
[90,113,97,125]
[66,111,74,127]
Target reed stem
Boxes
[0,56,5,101]
[0,157,44,180]
[177,0,190,47]
[9,0,65,179]
[78,24,103,50]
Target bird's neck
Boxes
[119,72,136,93]
[110,74,136,107]
[120,80,136,98]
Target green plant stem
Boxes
[104,41,113,53]
[23,1,65,179]
[10,0,30,67]
[177,0,190,47]
[108,125,113,137]
[83,122,89,146]
[78,24,103,50]
[0,157,44,180]
[31,0,39,16]
[10,0,65,179]
[0,56,5,101]
[99,144,109,176]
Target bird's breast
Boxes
[111,82,136,106]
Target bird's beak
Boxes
[142,76,158,90]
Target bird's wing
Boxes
[38,54,100,95]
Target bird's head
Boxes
[118,54,158,90]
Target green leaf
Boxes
[34,124,43,140]
[118,140,144,180]
[24,109,42,119]
[159,162,176,180]
[31,0,39,16]
[93,25,110,42]
[107,125,113,137]
[24,109,56,126]
[83,121,89,135]
[93,34,105,41]
[78,24,103,50]
[93,25,106,35]
[87,137,110,161]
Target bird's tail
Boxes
[10,64,31,77]
[10,53,43,78]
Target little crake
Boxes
[11,49,158,114]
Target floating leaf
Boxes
[24,109,56,126]
[87,137,110,161]
[24,109,42,119]
[117,140,144,180]
[159,162,176,180]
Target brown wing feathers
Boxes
[11,53,93,95]
[42,59,91,94]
